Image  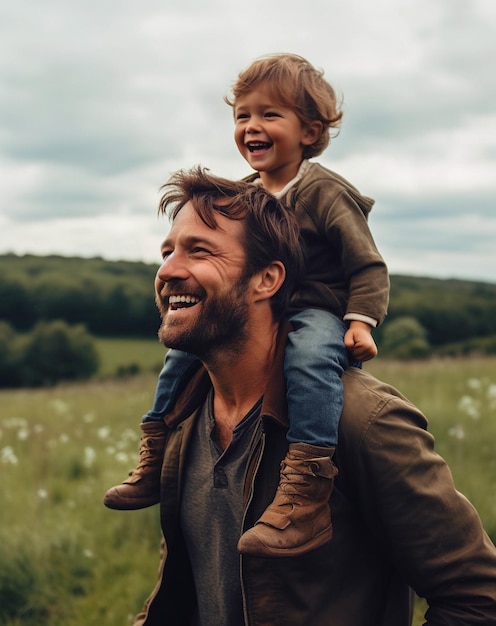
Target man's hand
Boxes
[344,320,378,362]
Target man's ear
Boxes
[302,120,323,146]
[252,261,286,302]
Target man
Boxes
[133,167,496,625]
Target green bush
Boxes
[379,316,431,360]
[14,321,100,388]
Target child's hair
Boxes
[225,53,343,159]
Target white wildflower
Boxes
[457,395,480,420]
[486,383,496,397]
[121,428,139,443]
[83,446,96,468]
[17,428,29,440]
[51,399,70,415]
[1,446,18,465]
[467,378,482,390]
[486,384,496,409]
[448,425,465,440]
[97,427,111,440]
[115,452,130,464]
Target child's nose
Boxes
[245,116,262,133]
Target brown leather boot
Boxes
[237,442,338,557]
[103,421,166,510]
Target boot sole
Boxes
[103,495,160,510]
[238,525,332,557]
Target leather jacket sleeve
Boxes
[338,368,496,624]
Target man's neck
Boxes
[204,322,279,449]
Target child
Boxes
[104,53,389,558]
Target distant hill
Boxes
[1,254,496,353]
[379,274,496,346]
[0,253,160,337]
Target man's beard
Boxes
[157,279,250,361]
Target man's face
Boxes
[155,201,252,360]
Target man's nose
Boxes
[156,251,189,282]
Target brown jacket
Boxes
[134,327,496,625]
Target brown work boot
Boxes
[237,443,337,557]
[103,421,166,510]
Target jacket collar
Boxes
[258,321,291,428]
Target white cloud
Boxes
[0,0,495,282]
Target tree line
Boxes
[0,254,160,337]
[1,254,496,387]
[373,275,496,358]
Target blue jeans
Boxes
[144,309,350,448]
[142,349,199,422]
[285,309,350,447]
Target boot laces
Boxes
[276,457,315,500]
[132,437,159,473]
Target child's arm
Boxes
[344,320,378,362]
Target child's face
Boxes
[233,84,318,191]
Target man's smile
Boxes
[167,294,201,310]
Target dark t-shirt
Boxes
[180,390,262,626]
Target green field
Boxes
[1,343,496,625]
[95,337,166,377]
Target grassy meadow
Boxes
[1,339,496,625]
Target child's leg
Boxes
[285,309,349,446]
[238,309,349,557]
[142,349,202,422]
[104,349,199,510]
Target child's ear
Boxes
[302,121,323,146]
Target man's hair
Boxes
[225,53,343,159]
[158,166,305,321]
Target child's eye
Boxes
[265,111,281,118]
[236,112,249,121]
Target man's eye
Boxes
[161,250,172,260]
[192,247,210,255]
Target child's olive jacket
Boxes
[133,326,496,626]
[247,161,390,325]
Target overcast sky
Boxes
[1,0,495,283]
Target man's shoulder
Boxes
[342,366,397,399]
[340,367,422,437]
